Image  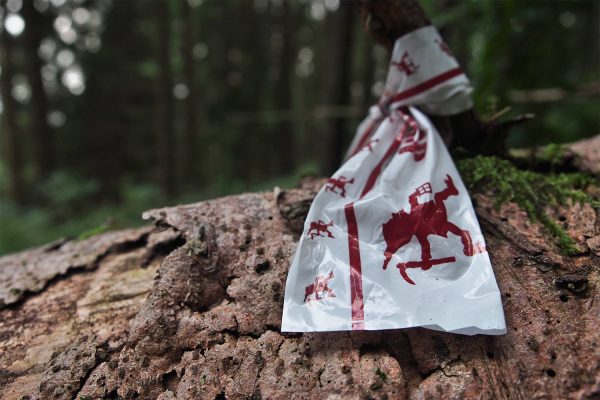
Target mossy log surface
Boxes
[0,136,599,400]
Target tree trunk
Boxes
[320,0,355,176]
[0,4,25,204]
[155,1,175,197]
[21,0,53,180]
[273,0,295,176]
[181,0,199,184]
[81,0,141,202]
[0,136,598,400]
[359,29,376,110]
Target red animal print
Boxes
[399,117,427,161]
[365,138,380,152]
[435,38,453,57]
[303,271,336,304]
[325,176,354,198]
[392,51,419,76]
[307,220,335,240]
[382,174,476,285]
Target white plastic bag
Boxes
[281,26,506,335]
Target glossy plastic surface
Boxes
[281,27,506,335]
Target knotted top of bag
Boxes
[373,26,473,118]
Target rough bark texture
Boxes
[1,137,599,400]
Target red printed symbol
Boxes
[303,271,336,304]
[307,220,335,240]
[325,176,354,198]
[365,138,380,152]
[435,38,453,57]
[399,117,427,161]
[392,51,419,76]
[382,174,481,285]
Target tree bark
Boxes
[0,136,598,400]
[0,3,25,204]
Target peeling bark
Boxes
[1,138,599,399]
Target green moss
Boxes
[457,156,599,256]
[76,223,112,241]
[538,143,567,168]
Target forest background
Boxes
[0,0,598,255]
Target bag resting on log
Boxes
[282,27,506,335]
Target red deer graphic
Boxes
[382,174,476,285]
[325,176,354,198]
[399,119,427,161]
[392,51,419,76]
[307,220,335,240]
[304,271,336,303]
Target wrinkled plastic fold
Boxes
[281,26,506,335]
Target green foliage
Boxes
[457,156,599,255]
[423,0,599,148]
[0,168,310,255]
[37,171,100,214]
[76,222,113,241]
[538,143,567,168]
[0,172,162,254]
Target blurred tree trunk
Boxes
[249,1,273,180]
[320,0,355,175]
[359,32,375,110]
[81,1,139,202]
[155,1,175,197]
[181,0,199,184]
[274,0,295,175]
[229,0,267,182]
[0,6,25,204]
[21,0,53,180]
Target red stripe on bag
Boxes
[345,112,411,330]
[344,203,364,330]
[351,116,381,157]
[350,120,375,157]
[387,68,464,105]
[360,121,408,198]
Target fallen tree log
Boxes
[0,135,598,399]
